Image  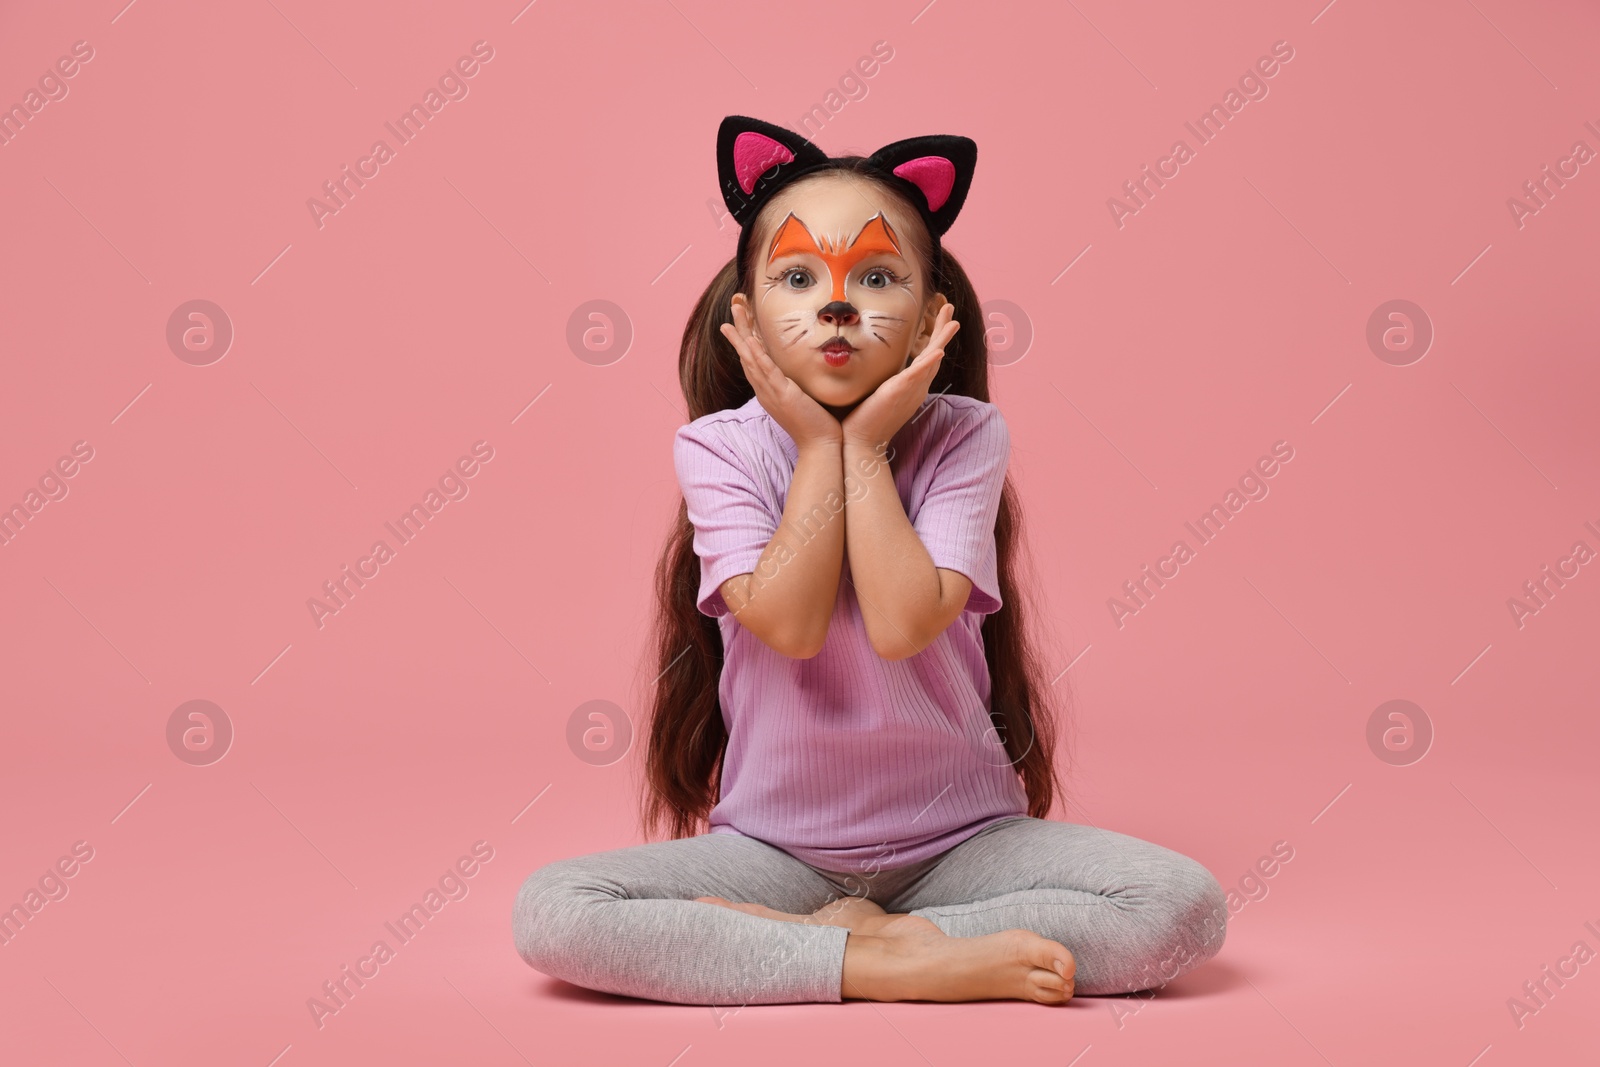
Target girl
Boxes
[513,115,1227,1007]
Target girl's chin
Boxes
[805,381,870,407]
[797,391,855,419]
[799,362,895,395]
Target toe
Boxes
[1026,938,1075,983]
[1028,968,1073,1004]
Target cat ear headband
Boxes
[716,114,977,292]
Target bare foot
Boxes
[841,914,1074,1005]
[694,894,889,931]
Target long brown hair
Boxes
[638,158,1073,841]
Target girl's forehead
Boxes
[759,176,919,253]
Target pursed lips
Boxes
[820,337,855,364]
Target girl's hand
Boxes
[840,302,959,452]
[720,302,843,450]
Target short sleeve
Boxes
[673,421,778,617]
[912,403,1009,615]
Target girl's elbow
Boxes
[791,623,831,659]
[762,618,828,659]
[869,627,927,662]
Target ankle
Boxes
[850,911,913,937]
[811,896,890,931]
[840,933,896,1001]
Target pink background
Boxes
[2,0,1598,1063]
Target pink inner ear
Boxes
[733,132,796,195]
[892,156,956,213]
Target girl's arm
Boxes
[710,303,849,659]
[842,439,973,660]
[716,437,845,659]
[837,302,991,660]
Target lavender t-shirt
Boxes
[673,392,1029,873]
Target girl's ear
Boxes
[728,291,764,345]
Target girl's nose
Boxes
[818,301,859,326]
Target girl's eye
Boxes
[781,268,814,289]
[861,267,901,289]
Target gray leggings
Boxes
[512,815,1228,1005]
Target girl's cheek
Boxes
[760,298,807,336]
[855,289,918,313]
[759,288,805,315]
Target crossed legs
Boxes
[513,817,1226,1006]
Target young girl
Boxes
[513,115,1227,1007]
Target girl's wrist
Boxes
[797,434,844,456]
[842,437,894,479]
[842,434,890,457]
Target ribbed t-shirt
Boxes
[672,392,1029,873]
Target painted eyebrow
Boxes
[765,249,909,265]
[762,211,906,262]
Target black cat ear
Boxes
[865,134,977,239]
[716,115,832,227]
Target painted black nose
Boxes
[817,301,859,326]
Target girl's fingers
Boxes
[938,318,960,349]
[745,328,775,368]
[720,323,753,366]
[722,320,784,403]
[723,317,765,370]
[728,306,775,370]
[917,317,958,363]
[721,324,766,390]
[736,304,771,359]
[916,337,950,374]
[726,305,756,351]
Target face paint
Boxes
[763,211,906,303]
[734,175,935,412]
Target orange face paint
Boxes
[763,212,905,303]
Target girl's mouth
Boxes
[820,338,855,366]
